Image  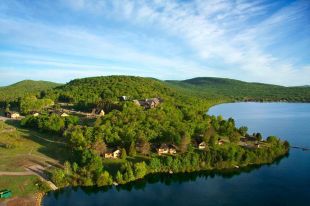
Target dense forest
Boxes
[43,76,217,112]
[0,80,60,108]
[15,76,290,188]
[167,77,310,102]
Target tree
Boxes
[123,163,135,182]
[137,138,150,155]
[229,132,240,143]
[134,162,147,179]
[239,126,248,136]
[115,171,123,184]
[149,157,161,172]
[283,140,290,149]
[121,148,127,160]
[267,136,278,144]
[5,102,10,112]
[256,133,262,141]
[96,171,113,186]
[64,161,72,175]
[92,139,106,156]
[51,168,67,187]
[209,135,217,146]
[72,162,79,173]
[179,134,190,153]
[19,95,54,114]
[128,142,136,156]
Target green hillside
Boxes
[45,75,213,111]
[48,76,176,102]
[167,77,310,102]
[19,75,289,188]
[0,80,60,103]
[1,75,290,191]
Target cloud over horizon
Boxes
[0,0,309,86]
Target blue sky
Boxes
[0,0,309,86]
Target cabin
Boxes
[119,96,127,101]
[168,145,177,155]
[96,109,105,116]
[157,144,169,155]
[198,141,206,150]
[218,139,225,145]
[5,111,20,119]
[0,189,12,198]
[89,109,105,118]
[133,98,162,109]
[30,111,39,117]
[157,144,177,155]
[133,100,141,106]
[104,149,121,159]
[145,98,161,109]
[60,112,69,117]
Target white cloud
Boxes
[0,0,309,86]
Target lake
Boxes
[43,103,310,206]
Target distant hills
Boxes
[166,77,310,102]
[0,80,61,103]
[1,76,310,109]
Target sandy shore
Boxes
[0,192,44,206]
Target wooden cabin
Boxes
[198,141,206,150]
[119,96,127,101]
[30,111,39,117]
[96,109,105,116]
[157,144,177,155]
[157,144,169,155]
[133,98,162,109]
[5,111,20,119]
[218,140,225,145]
[60,112,69,117]
[104,149,121,159]
[89,109,105,118]
[168,146,177,155]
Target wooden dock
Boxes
[291,146,310,151]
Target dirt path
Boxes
[0,165,58,191]
[25,165,58,190]
[0,171,33,176]
[33,135,66,145]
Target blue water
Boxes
[43,103,310,206]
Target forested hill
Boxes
[48,76,176,102]
[166,77,310,102]
[0,80,60,103]
[44,76,211,111]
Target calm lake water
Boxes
[43,103,310,206]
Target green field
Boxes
[0,175,48,197]
[0,121,71,172]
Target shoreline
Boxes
[2,100,295,205]
[40,149,289,204]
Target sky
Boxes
[0,0,309,86]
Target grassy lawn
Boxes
[0,120,71,197]
[102,155,151,174]
[0,175,48,197]
[0,121,72,172]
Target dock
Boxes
[291,146,310,151]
